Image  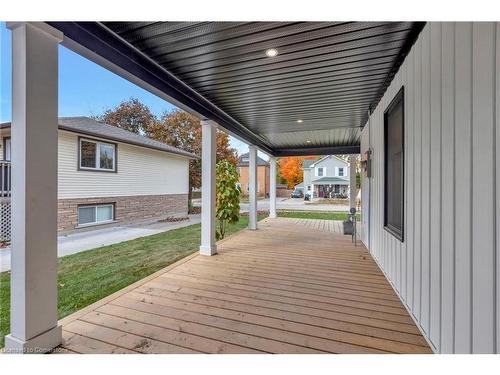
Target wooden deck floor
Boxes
[58,218,432,354]
[280,217,345,234]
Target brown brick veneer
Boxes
[58,194,188,233]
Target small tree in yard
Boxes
[215,160,241,240]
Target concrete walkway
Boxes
[0,214,201,272]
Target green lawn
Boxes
[277,210,360,221]
[0,215,263,348]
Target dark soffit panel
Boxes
[50,21,424,156]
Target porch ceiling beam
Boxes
[46,22,426,156]
[273,145,361,157]
[47,22,275,155]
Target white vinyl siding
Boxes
[361,22,500,354]
[58,130,189,199]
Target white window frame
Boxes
[316,167,325,177]
[79,137,117,172]
[77,204,115,227]
[338,167,345,177]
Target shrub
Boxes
[215,159,241,239]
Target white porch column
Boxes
[5,22,63,353]
[248,145,258,230]
[349,154,357,209]
[269,156,277,218]
[199,120,217,256]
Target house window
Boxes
[317,167,324,176]
[307,185,311,191]
[338,167,345,177]
[79,138,116,172]
[384,87,404,241]
[78,204,114,226]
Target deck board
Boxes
[58,218,432,354]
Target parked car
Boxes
[291,189,303,198]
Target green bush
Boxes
[215,160,241,239]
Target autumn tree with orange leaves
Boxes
[147,110,238,204]
[278,156,317,189]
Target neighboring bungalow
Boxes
[0,117,197,235]
[237,152,270,197]
[302,155,351,199]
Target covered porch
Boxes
[5,21,499,354]
[57,217,431,354]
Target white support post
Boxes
[269,156,277,218]
[248,145,258,230]
[199,120,217,256]
[5,22,63,353]
[349,154,357,209]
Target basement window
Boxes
[78,204,114,226]
[384,87,404,241]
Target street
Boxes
[193,197,349,212]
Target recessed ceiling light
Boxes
[265,48,278,57]
[297,119,303,123]
[306,140,311,144]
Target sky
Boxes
[0,22,253,157]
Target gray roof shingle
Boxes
[237,152,269,167]
[1,116,199,159]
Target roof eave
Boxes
[1,122,199,160]
[59,125,200,160]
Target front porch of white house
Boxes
[3,21,500,354]
[312,178,350,199]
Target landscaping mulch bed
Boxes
[158,216,190,223]
[188,207,201,215]
[239,210,269,216]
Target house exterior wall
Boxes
[238,165,270,196]
[361,22,500,354]
[58,130,189,199]
[303,168,312,190]
[303,156,349,189]
[360,124,370,248]
[58,194,188,232]
[1,130,190,233]
[311,156,349,179]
